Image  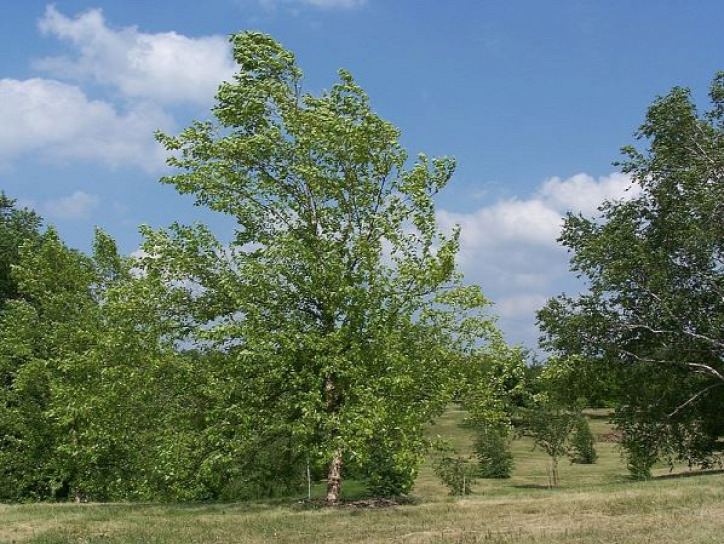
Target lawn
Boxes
[3,408,723,544]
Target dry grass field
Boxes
[3,407,723,544]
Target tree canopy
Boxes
[141,32,499,502]
[0,193,42,308]
[538,72,724,473]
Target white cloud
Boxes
[0,78,171,171]
[538,172,638,216]
[35,6,235,105]
[438,198,563,254]
[439,172,637,347]
[44,191,99,220]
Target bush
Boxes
[433,455,477,496]
[362,450,417,498]
[625,442,657,480]
[474,426,513,478]
[569,416,597,464]
[620,427,659,481]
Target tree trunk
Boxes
[325,448,344,504]
[323,369,344,504]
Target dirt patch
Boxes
[597,431,622,443]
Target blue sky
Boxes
[1,0,722,348]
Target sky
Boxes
[1,0,722,349]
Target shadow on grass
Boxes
[651,468,724,481]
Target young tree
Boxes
[474,424,514,478]
[569,415,597,465]
[521,404,577,488]
[538,72,724,469]
[142,32,498,503]
[433,455,478,496]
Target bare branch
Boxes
[668,382,723,418]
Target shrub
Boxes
[569,416,597,464]
[625,442,657,480]
[620,427,659,481]
[433,455,477,496]
[362,449,417,498]
[474,426,513,478]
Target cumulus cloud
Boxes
[538,172,637,216]
[440,172,638,347]
[44,191,99,220]
[35,6,235,105]
[0,78,171,171]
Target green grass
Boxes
[3,407,723,544]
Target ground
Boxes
[3,408,723,543]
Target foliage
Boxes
[620,424,659,480]
[538,72,724,472]
[356,428,423,497]
[433,455,478,496]
[0,193,42,307]
[461,343,530,429]
[474,424,514,478]
[569,415,597,465]
[0,228,124,500]
[143,32,499,502]
[0,225,216,502]
[539,355,617,409]
[521,404,578,487]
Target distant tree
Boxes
[461,343,530,429]
[538,72,724,471]
[569,415,597,465]
[521,404,577,488]
[142,32,499,503]
[474,424,514,478]
[539,355,618,409]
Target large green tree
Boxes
[142,32,498,502]
[538,73,724,473]
[0,227,200,501]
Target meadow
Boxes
[3,408,723,544]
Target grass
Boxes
[3,408,723,544]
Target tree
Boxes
[0,228,109,500]
[0,193,42,307]
[474,424,514,478]
[0,227,196,501]
[569,415,597,465]
[141,32,497,503]
[433,455,478,496]
[538,72,724,469]
[460,343,530,429]
[521,404,577,488]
